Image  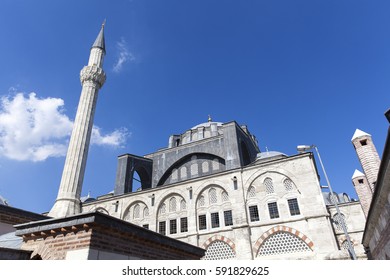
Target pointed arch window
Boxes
[133,204,140,219]
[209,188,217,204]
[264,178,274,194]
[169,197,177,212]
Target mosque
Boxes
[0,24,380,260]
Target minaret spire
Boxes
[49,25,107,218]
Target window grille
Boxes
[288,198,300,216]
[203,241,236,260]
[333,213,347,231]
[209,188,217,204]
[169,197,177,212]
[180,199,187,211]
[170,219,177,234]
[249,205,260,222]
[264,178,274,194]
[268,202,279,219]
[199,214,207,230]
[181,217,188,233]
[211,212,220,228]
[198,196,205,207]
[160,203,166,214]
[133,204,140,219]
[284,179,294,191]
[222,191,229,202]
[159,221,166,235]
[143,207,149,217]
[258,232,311,256]
[248,186,256,198]
[224,210,233,226]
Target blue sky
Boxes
[0,0,389,214]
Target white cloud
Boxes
[0,92,128,162]
[112,37,135,73]
[91,126,129,147]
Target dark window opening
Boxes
[224,210,233,226]
[288,198,301,216]
[170,219,177,234]
[358,179,364,184]
[199,214,207,230]
[360,139,367,146]
[180,217,188,233]
[249,205,260,222]
[268,202,280,219]
[159,221,166,235]
[211,212,220,228]
[142,224,149,230]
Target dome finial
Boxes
[208,115,212,122]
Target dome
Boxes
[191,121,223,130]
[256,151,287,161]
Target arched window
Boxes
[283,179,294,192]
[209,188,217,204]
[159,203,166,214]
[169,197,177,212]
[143,207,149,218]
[198,195,205,207]
[133,204,140,219]
[180,199,187,210]
[258,232,311,256]
[264,178,274,194]
[222,191,229,202]
[333,213,347,231]
[248,186,256,198]
[203,241,236,260]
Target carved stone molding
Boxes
[80,65,106,87]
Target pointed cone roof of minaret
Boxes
[352,169,365,179]
[351,129,371,141]
[92,21,105,54]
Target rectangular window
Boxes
[158,221,166,235]
[268,202,280,219]
[211,212,220,228]
[199,214,207,230]
[170,219,177,234]
[224,210,233,226]
[142,224,149,230]
[288,198,301,216]
[249,205,260,222]
[180,217,188,233]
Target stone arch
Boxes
[244,169,302,194]
[156,192,187,214]
[95,207,109,215]
[201,235,236,260]
[195,184,228,209]
[122,200,148,220]
[253,225,314,256]
[202,235,236,251]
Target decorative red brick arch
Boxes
[253,225,314,256]
[202,235,236,253]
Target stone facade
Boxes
[82,125,367,259]
[352,170,372,217]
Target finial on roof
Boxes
[92,21,106,54]
[208,115,212,122]
[352,169,365,179]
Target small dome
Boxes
[256,151,287,161]
[0,195,8,206]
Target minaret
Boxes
[351,129,380,192]
[351,169,372,218]
[49,24,106,218]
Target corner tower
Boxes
[49,24,106,218]
[351,129,380,192]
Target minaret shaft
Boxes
[49,26,106,218]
